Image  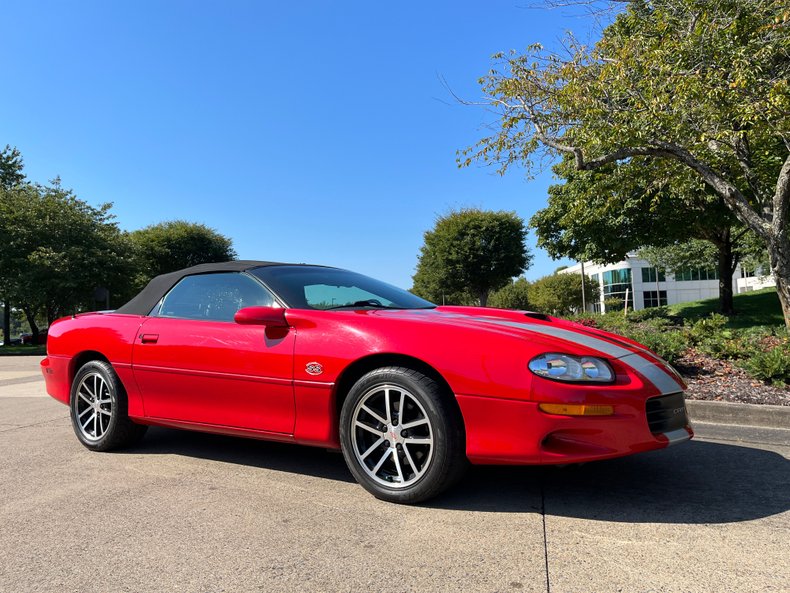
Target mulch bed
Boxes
[674,349,790,407]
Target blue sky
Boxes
[1,1,598,288]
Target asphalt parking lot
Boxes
[1,356,788,593]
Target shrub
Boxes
[631,329,689,365]
[595,312,631,335]
[739,326,789,353]
[684,313,739,358]
[627,306,671,322]
[701,336,745,360]
[741,347,790,386]
[685,313,729,345]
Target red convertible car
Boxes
[41,261,692,503]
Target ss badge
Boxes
[305,362,323,376]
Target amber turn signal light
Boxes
[538,403,614,416]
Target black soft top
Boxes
[115,260,288,316]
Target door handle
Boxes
[140,334,159,344]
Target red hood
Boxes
[359,306,655,361]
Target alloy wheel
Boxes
[351,383,434,488]
[74,372,113,442]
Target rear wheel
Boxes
[340,366,467,504]
[70,360,147,451]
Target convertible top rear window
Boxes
[250,266,435,310]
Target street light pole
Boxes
[580,260,587,312]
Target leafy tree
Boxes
[639,240,717,276]
[489,277,532,309]
[462,0,790,327]
[640,231,769,295]
[0,145,24,189]
[0,145,25,345]
[528,272,600,316]
[412,208,531,306]
[531,155,747,314]
[737,232,772,276]
[129,220,237,288]
[0,180,135,342]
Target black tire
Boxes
[339,366,467,504]
[69,360,147,451]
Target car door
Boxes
[132,272,295,433]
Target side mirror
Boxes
[234,306,289,328]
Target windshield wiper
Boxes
[327,299,447,310]
[324,300,438,311]
[325,300,398,310]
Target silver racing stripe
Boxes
[480,319,634,358]
[618,353,683,395]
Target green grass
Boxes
[668,287,784,328]
[0,345,46,356]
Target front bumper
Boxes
[456,392,693,465]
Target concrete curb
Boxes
[686,399,790,430]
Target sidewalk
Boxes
[687,399,790,429]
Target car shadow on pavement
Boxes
[126,426,356,484]
[125,429,788,523]
[433,441,790,523]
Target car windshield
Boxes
[249,266,436,311]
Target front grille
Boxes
[646,392,688,434]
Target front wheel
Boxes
[70,360,147,451]
[339,367,467,504]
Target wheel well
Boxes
[69,351,110,385]
[333,354,460,421]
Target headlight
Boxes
[528,353,614,383]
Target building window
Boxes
[602,268,632,307]
[590,273,600,285]
[674,268,719,281]
[643,290,668,308]
[641,267,666,283]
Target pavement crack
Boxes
[0,417,66,433]
[541,475,551,593]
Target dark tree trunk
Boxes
[2,299,9,347]
[479,289,489,307]
[716,233,735,316]
[709,228,739,317]
[23,307,39,345]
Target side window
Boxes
[157,273,277,322]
